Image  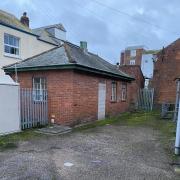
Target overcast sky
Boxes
[1,0,180,64]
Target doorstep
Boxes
[36,124,72,135]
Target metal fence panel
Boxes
[20,88,48,130]
[138,88,154,111]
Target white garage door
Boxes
[98,83,106,120]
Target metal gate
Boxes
[20,88,48,130]
[138,88,154,111]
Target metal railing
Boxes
[138,88,154,111]
[20,88,48,130]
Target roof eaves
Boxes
[3,46,61,69]
[74,64,134,81]
[36,37,58,46]
[0,22,37,36]
[4,63,134,81]
[0,22,58,46]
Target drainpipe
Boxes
[175,98,180,155]
[15,63,18,83]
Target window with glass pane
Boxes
[122,83,127,101]
[111,82,117,101]
[4,33,20,56]
[130,49,136,57]
[33,78,47,101]
[130,59,135,65]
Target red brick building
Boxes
[120,46,144,66]
[151,39,180,105]
[119,65,144,108]
[4,42,134,126]
[120,46,159,88]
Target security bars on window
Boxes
[33,77,47,101]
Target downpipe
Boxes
[175,99,180,155]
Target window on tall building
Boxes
[130,49,136,57]
[130,59,135,65]
[4,33,20,57]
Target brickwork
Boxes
[11,70,131,126]
[119,65,144,106]
[120,49,144,66]
[151,39,180,105]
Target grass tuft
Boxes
[74,110,177,160]
[0,130,43,151]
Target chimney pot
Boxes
[116,62,120,69]
[20,12,29,27]
[80,41,88,53]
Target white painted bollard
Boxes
[175,99,180,155]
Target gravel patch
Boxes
[0,125,179,180]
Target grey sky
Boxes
[1,0,180,64]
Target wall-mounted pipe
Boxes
[175,98,180,155]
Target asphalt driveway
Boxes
[0,124,178,180]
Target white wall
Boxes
[55,28,66,41]
[0,24,55,75]
[0,83,21,135]
[141,54,154,78]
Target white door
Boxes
[98,83,106,120]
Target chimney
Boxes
[120,51,125,65]
[116,62,120,69]
[80,41,88,53]
[20,12,29,27]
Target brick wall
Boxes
[119,65,144,107]
[12,70,131,126]
[120,49,143,66]
[151,39,180,105]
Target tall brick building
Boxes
[119,65,144,108]
[4,42,134,126]
[120,46,144,66]
[151,39,180,105]
[120,46,158,87]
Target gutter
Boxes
[0,23,58,46]
[0,22,37,36]
[4,64,134,82]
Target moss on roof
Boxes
[0,9,32,33]
[4,42,134,81]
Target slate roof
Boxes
[32,24,66,45]
[4,42,133,81]
[0,9,32,33]
[35,24,66,32]
[32,28,59,45]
